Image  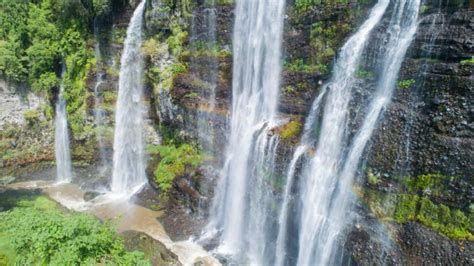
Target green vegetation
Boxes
[403,173,458,197]
[0,0,101,136]
[393,194,419,223]
[22,109,40,125]
[294,0,371,11]
[279,120,303,141]
[284,59,328,74]
[0,122,53,167]
[215,0,234,5]
[0,196,149,265]
[356,69,374,79]
[460,56,474,65]
[142,37,167,59]
[295,0,327,11]
[162,0,194,17]
[367,169,381,185]
[147,144,204,194]
[145,17,189,93]
[398,79,416,89]
[420,4,430,14]
[363,172,473,240]
[310,22,340,66]
[290,2,367,74]
[393,195,472,240]
[185,92,199,98]
[186,41,231,58]
[167,19,188,57]
[93,0,112,17]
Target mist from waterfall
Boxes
[55,67,73,183]
[111,1,147,195]
[205,0,286,264]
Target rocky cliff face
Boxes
[1,0,471,264]
[147,0,473,264]
[356,3,473,263]
[0,80,53,175]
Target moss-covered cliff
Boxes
[0,0,472,264]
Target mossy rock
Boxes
[275,119,303,142]
[121,231,181,266]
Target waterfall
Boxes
[190,0,219,155]
[111,1,146,195]
[275,86,328,266]
[286,0,421,265]
[206,0,285,263]
[55,68,73,183]
[338,0,421,204]
[92,22,108,174]
[294,0,390,264]
[275,145,307,266]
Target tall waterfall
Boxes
[277,0,421,265]
[55,68,73,183]
[206,0,285,263]
[111,1,146,195]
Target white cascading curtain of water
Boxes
[294,0,420,265]
[111,1,147,196]
[294,1,390,265]
[331,0,421,257]
[205,0,285,263]
[55,65,73,184]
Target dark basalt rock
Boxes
[398,222,474,265]
[411,10,474,60]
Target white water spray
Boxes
[295,1,390,265]
[55,69,73,183]
[111,1,147,195]
[206,0,285,263]
[293,0,420,265]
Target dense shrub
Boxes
[147,144,203,194]
[0,0,101,136]
[0,197,149,265]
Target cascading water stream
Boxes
[92,23,108,174]
[275,144,307,266]
[289,1,420,265]
[288,1,390,265]
[55,67,73,183]
[275,87,328,266]
[111,1,147,195]
[190,0,218,155]
[205,0,285,263]
[337,0,421,209]
[395,1,445,175]
[324,1,421,264]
